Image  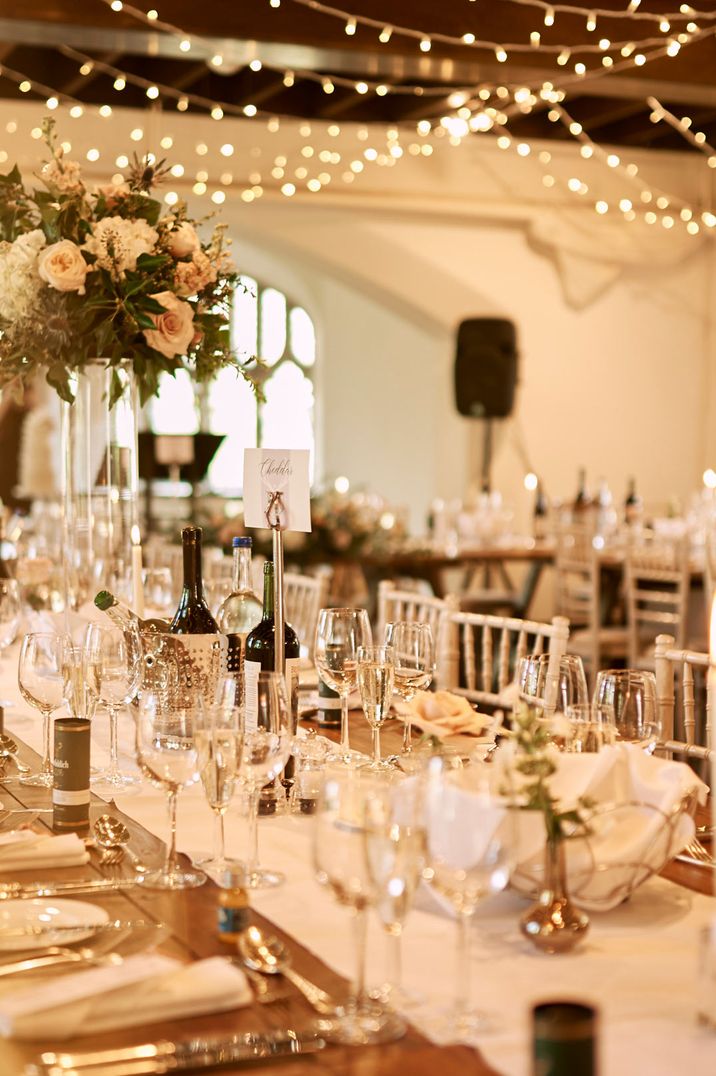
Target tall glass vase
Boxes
[61,361,140,611]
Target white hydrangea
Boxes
[83,216,158,277]
[0,229,46,322]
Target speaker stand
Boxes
[480,419,493,494]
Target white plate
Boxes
[0,898,109,951]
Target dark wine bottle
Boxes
[244,561,300,727]
[94,590,169,633]
[317,676,341,728]
[624,477,642,526]
[533,480,548,541]
[169,526,218,635]
[0,508,12,580]
[573,468,591,517]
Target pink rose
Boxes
[95,182,129,208]
[167,222,200,258]
[37,240,88,294]
[142,291,195,359]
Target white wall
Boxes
[2,101,716,533]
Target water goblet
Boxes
[314,771,406,1045]
[357,644,394,771]
[84,620,142,792]
[593,669,660,752]
[239,671,293,888]
[424,767,515,1041]
[195,704,241,875]
[135,695,206,889]
[384,622,434,753]
[17,632,66,787]
[315,608,372,765]
[517,653,588,714]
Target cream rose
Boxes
[38,240,88,295]
[142,291,195,359]
[95,181,130,207]
[167,221,200,258]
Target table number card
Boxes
[243,448,311,532]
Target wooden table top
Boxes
[0,712,710,1076]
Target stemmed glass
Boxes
[84,621,142,793]
[195,703,241,875]
[239,671,293,889]
[313,771,406,1045]
[593,669,660,752]
[424,767,514,1041]
[136,695,206,889]
[517,653,588,714]
[61,640,97,723]
[17,632,66,786]
[384,622,435,753]
[357,644,394,770]
[0,579,21,706]
[315,608,372,764]
[363,777,426,1008]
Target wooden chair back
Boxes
[625,540,689,670]
[654,632,714,760]
[284,571,330,659]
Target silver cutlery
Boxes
[0,877,142,900]
[0,946,123,978]
[240,963,291,1005]
[0,733,32,774]
[31,1029,326,1074]
[93,815,150,874]
[676,838,716,867]
[238,925,336,1016]
[0,918,163,940]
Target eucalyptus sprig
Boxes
[509,702,593,845]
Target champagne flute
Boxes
[17,632,66,786]
[195,703,241,874]
[363,778,426,1008]
[61,640,97,723]
[315,608,372,765]
[384,622,435,753]
[136,695,205,889]
[357,644,394,770]
[314,771,406,1045]
[424,768,514,1041]
[238,671,293,888]
[84,620,142,792]
[593,669,660,752]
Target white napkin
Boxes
[0,830,89,872]
[0,953,252,1040]
[399,690,500,739]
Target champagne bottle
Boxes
[624,477,642,526]
[244,561,300,730]
[169,526,218,635]
[533,480,548,541]
[94,590,169,633]
[217,537,262,679]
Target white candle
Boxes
[130,526,145,620]
[709,592,716,879]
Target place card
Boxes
[243,448,311,532]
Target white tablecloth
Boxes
[3,644,716,1076]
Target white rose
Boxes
[167,222,200,258]
[11,230,46,267]
[142,290,195,359]
[37,240,88,295]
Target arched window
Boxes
[149,276,316,493]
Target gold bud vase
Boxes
[520,837,590,954]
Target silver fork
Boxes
[678,838,716,867]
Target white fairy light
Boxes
[345,17,356,35]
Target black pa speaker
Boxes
[454,318,518,419]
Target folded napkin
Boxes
[0,953,252,1040]
[400,690,499,739]
[0,831,89,872]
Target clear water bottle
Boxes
[217,537,263,678]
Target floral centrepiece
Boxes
[0,119,256,405]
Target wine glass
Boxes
[315,608,372,765]
[593,669,660,752]
[357,644,394,770]
[384,622,435,753]
[313,771,406,1045]
[84,620,142,792]
[142,567,173,613]
[0,579,21,706]
[565,703,616,752]
[195,703,241,875]
[517,653,588,714]
[363,777,426,1008]
[424,767,515,1041]
[17,632,66,786]
[238,671,293,888]
[135,695,205,889]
